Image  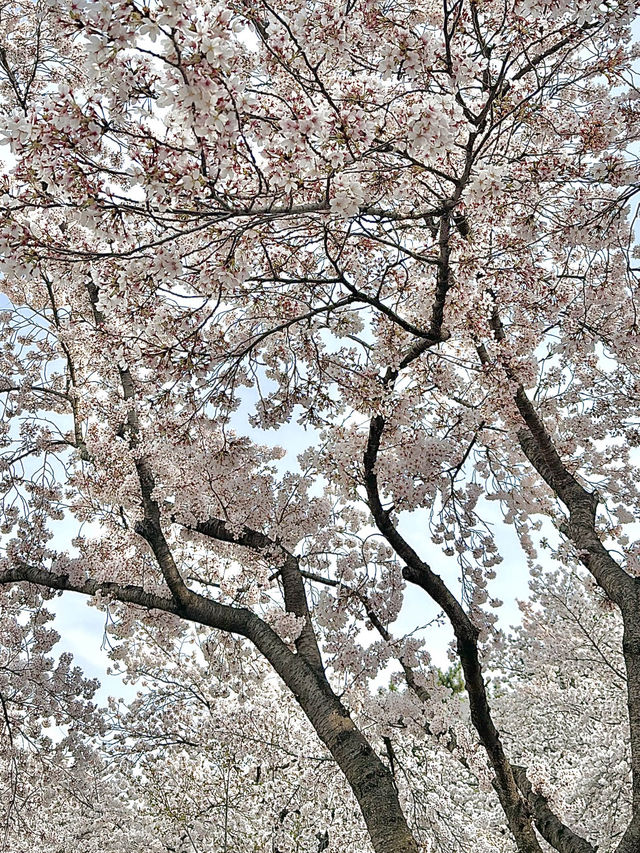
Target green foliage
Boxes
[438,663,465,696]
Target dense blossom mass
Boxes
[0,0,639,851]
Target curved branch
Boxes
[186,516,324,673]
[511,767,596,853]
[363,414,543,853]
[355,566,597,853]
[0,557,418,853]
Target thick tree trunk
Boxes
[3,560,420,853]
[187,519,419,852]
[619,609,640,853]
[305,699,418,853]
[244,616,419,853]
[132,465,418,853]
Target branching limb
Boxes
[0,556,418,853]
[481,306,640,842]
[363,414,543,853]
[186,517,324,673]
[357,570,597,853]
[511,767,596,853]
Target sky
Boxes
[1,8,593,708]
[49,385,538,705]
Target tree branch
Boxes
[511,767,596,853]
[363,414,543,853]
[185,517,324,672]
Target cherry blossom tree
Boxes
[1,567,627,853]
[0,0,639,850]
[0,585,103,849]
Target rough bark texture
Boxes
[185,520,419,852]
[363,561,598,853]
[511,767,596,853]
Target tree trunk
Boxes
[2,563,420,852]
[308,700,419,853]
[244,615,419,853]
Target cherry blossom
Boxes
[1,0,639,851]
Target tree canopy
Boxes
[0,0,639,850]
